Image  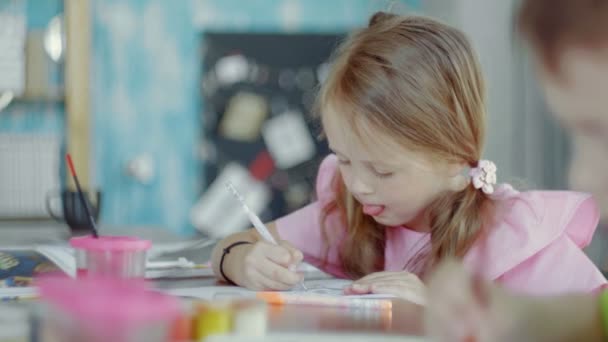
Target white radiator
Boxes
[0,134,60,218]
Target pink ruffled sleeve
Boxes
[275,155,347,277]
[497,194,606,294]
[497,235,607,295]
[465,189,607,295]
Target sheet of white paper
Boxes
[165,278,397,301]
[164,285,255,300]
[295,279,397,299]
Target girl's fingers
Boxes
[257,259,302,286]
[370,283,426,305]
[278,240,304,264]
[344,283,372,294]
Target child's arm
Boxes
[426,259,605,342]
[210,222,304,290]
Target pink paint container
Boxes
[38,276,179,342]
[70,236,151,278]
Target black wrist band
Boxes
[220,241,253,285]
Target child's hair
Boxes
[517,0,608,74]
[315,12,492,279]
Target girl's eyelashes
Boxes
[332,151,394,177]
[370,165,394,177]
[336,158,393,177]
[373,169,394,178]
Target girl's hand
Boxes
[344,271,426,305]
[237,239,304,291]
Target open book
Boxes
[0,246,73,299]
[0,239,217,299]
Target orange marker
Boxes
[256,292,392,310]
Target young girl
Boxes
[211,12,606,300]
[426,1,608,340]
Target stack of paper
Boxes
[164,279,399,301]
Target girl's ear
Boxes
[446,162,469,192]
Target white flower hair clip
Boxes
[469,160,497,194]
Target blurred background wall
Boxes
[0,0,421,236]
[423,0,570,191]
[0,0,584,243]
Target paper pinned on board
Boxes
[262,110,316,169]
[190,162,271,238]
[220,92,269,141]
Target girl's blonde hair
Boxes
[316,12,493,279]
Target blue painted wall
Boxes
[1,0,419,236]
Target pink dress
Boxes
[276,155,607,295]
